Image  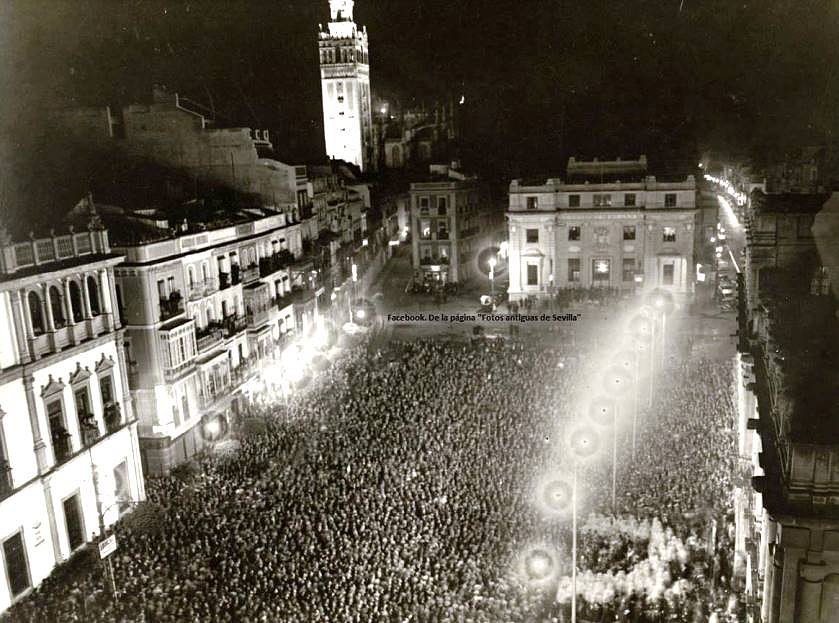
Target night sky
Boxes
[2,0,839,221]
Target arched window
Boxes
[69,281,83,322]
[188,266,196,287]
[87,276,101,316]
[28,291,44,335]
[49,286,65,327]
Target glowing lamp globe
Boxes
[569,426,601,460]
[613,350,636,372]
[205,420,220,437]
[540,478,573,513]
[355,308,367,320]
[602,365,632,396]
[629,315,653,343]
[524,548,555,581]
[588,396,617,427]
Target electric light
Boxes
[355,308,366,320]
[568,425,601,460]
[525,549,554,580]
[589,396,617,427]
[205,420,220,437]
[488,258,496,269]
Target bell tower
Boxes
[318,0,373,171]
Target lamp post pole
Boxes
[611,406,617,513]
[571,463,578,623]
[632,354,639,459]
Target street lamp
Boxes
[562,425,602,623]
[488,257,496,296]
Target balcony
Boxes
[52,429,73,464]
[230,357,258,386]
[222,314,247,338]
[246,306,271,329]
[104,403,123,434]
[272,294,293,311]
[159,290,184,322]
[0,460,11,498]
[196,324,224,353]
[79,415,101,447]
[259,250,295,278]
[188,281,205,301]
[242,264,260,284]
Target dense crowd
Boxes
[5,319,742,622]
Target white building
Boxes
[318,0,373,171]
[100,202,319,475]
[0,221,144,614]
[507,156,697,303]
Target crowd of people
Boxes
[5,313,743,622]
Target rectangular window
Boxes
[568,194,580,207]
[157,279,166,299]
[624,193,636,207]
[568,226,581,241]
[664,193,677,207]
[47,400,65,439]
[568,258,581,283]
[182,394,190,421]
[622,258,635,282]
[592,259,611,283]
[623,225,636,241]
[527,196,539,210]
[99,375,114,406]
[74,387,90,420]
[663,263,675,285]
[437,196,447,215]
[2,531,30,597]
[593,194,612,207]
[63,493,85,552]
[662,227,677,243]
[420,219,431,240]
[527,264,539,286]
[167,277,175,294]
[526,228,539,243]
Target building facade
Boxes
[507,157,697,303]
[318,0,373,171]
[734,190,839,622]
[107,206,318,475]
[410,163,494,286]
[0,223,145,614]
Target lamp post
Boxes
[564,426,602,622]
[488,257,496,296]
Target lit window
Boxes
[662,227,676,243]
[527,196,538,210]
[593,259,611,283]
[593,194,612,207]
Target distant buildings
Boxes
[375,99,458,171]
[0,222,144,613]
[506,156,698,303]
[318,0,373,171]
[734,188,839,623]
[409,163,501,287]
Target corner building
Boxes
[0,224,144,615]
[507,156,697,303]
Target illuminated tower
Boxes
[318,0,373,171]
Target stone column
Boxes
[42,285,55,332]
[9,290,33,363]
[62,278,77,346]
[81,274,93,319]
[114,338,132,424]
[107,268,121,329]
[23,375,48,474]
[99,270,113,332]
[798,562,824,623]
